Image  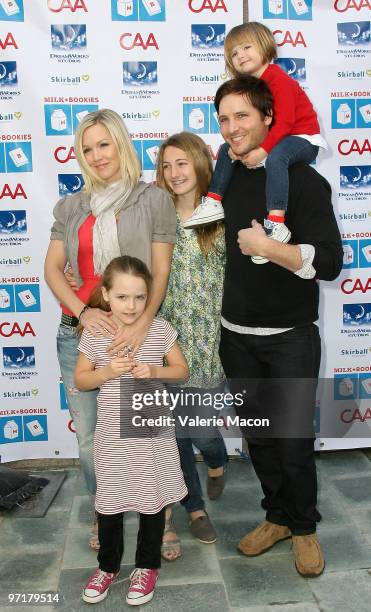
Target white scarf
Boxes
[90,181,132,275]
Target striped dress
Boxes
[78,318,188,515]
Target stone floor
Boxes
[1,450,371,611]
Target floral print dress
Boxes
[160,215,226,389]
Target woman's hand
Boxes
[80,307,117,337]
[107,315,152,357]
[105,355,135,380]
[64,264,78,291]
[132,362,157,379]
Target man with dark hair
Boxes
[217,77,343,577]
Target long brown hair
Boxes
[156,132,223,258]
[78,256,152,332]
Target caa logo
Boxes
[0,210,26,234]
[0,183,27,199]
[0,61,17,87]
[112,0,166,22]
[188,0,227,13]
[51,24,87,50]
[337,21,371,46]
[274,58,306,81]
[334,0,371,13]
[332,98,371,129]
[2,346,35,369]
[47,0,88,13]
[133,139,162,170]
[120,32,159,50]
[58,173,84,196]
[338,138,371,155]
[44,103,98,135]
[0,32,18,49]
[341,277,371,294]
[263,0,313,21]
[0,0,24,21]
[0,321,35,337]
[123,61,157,86]
[340,165,371,189]
[0,283,41,313]
[183,103,220,134]
[343,239,371,268]
[0,142,33,173]
[191,24,225,49]
[54,146,76,163]
[274,30,307,48]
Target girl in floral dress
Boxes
[156,132,228,560]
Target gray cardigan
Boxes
[50,181,176,287]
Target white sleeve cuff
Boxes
[295,244,316,279]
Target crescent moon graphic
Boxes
[0,64,7,80]
[351,23,361,39]
[287,59,297,76]
[352,167,362,182]
[5,212,16,228]
[137,63,147,79]
[15,348,25,363]
[355,304,365,320]
[72,175,82,191]
[64,25,78,44]
[206,26,215,42]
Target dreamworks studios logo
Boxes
[337,21,370,47]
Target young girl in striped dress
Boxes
[74,255,188,606]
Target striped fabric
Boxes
[78,318,188,515]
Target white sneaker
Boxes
[251,219,291,265]
[183,196,224,229]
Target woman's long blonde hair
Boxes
[74,109,141,194]
[156,132,223,258]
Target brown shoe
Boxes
[292,534,325,577]
[237,520,291,557]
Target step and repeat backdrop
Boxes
[0,0,370,462]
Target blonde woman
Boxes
[44,109,176,549]
[156,132,228,560]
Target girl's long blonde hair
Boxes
[156,132,223,258]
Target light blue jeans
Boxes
[57,323,98,495]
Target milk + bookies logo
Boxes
[263,0,313,21]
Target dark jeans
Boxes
[219,324,321,535]
[172,386,228,513]
[97,509,165,572]
[208,137,319,213]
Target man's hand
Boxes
[238,219,268,257]
[240,147,267,168]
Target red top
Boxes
[62,214,102,316]
[260,63,320,154]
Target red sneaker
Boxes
[82,568,119,604]
[126,568,158,606]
